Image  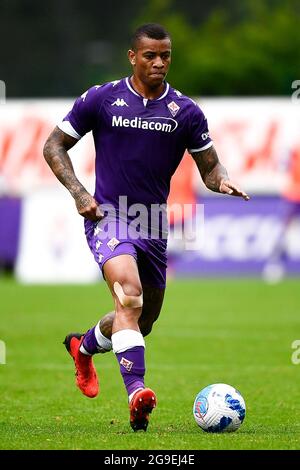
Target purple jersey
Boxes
[59,77,212,210]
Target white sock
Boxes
[95,321,112,352]
[79,344,92,355]
[111,329,145,353]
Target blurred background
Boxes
[1,0,300,284]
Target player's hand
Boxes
[74,190,104,221]
[219,179,250,201]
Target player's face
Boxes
[128,36,171,88]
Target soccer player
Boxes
[43,23,249,431]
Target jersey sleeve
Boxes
[187,103,213,153]
[58,85,104,139]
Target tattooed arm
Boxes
[191,145,249,200]
[43,126,103,220]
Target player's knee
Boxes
[114,281,143,309]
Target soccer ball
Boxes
[193,383,246,433]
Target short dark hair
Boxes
[131,23,171,51]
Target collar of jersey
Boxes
[125,77,170,101]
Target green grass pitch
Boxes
[0,277,300,450]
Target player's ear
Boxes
[128,49,136,66]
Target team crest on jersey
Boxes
[167,101,180,117]
[107,237,120,251]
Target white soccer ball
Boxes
[193,383,246,432]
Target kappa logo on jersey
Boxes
[167,101,180,117]
[201,132,210,140]
[111,80,121,87]
[174,89,182,97]
[112,115,178,133]
[111,98,129,107]
[81,90,89,102]
[94,225,103,236]
[81,85,102,102]
[98,253,104,263]
[107,237,120,251]
[95,240,102,250]
[120,357,133,372]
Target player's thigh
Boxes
[103,254,143,301]
[138,284,165,336]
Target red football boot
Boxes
[129,388,157,431]
[63,333,99,398]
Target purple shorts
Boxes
[84,218,167,289]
